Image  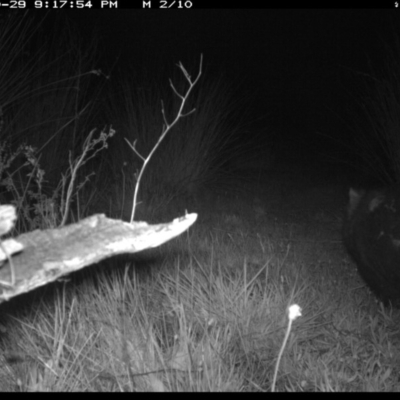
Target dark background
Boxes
[41,8,400,180]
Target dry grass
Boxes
[1,193,400,391]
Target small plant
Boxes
[271,304,302,392]
[0,127,115,231]
[124,55,203,223]
[57,127,115,227]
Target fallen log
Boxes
[0,208,197,303]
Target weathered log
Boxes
[0,211,197,302]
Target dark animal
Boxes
[343,186,400,305]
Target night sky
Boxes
[58,9,400,176]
